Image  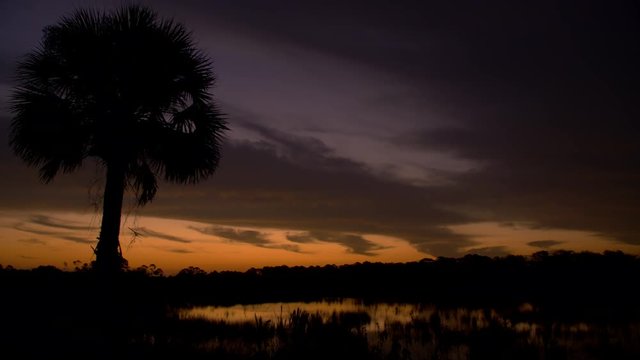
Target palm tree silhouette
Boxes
[10,5,227,272]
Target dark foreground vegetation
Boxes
[1,251,640,359]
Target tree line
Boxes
[2,250,639,311]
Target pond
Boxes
[181,299,442,331]
[177,299,640,359]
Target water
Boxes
[178,299,640,359]
[181,299,440,331]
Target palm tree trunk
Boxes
[95,163,127,272]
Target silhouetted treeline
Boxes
[167,250,640,315]
[2,250,639,311]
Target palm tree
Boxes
[10,5,227,272]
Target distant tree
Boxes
[177,266,207,277]
[132,264,164,277]
[10,6,227,273]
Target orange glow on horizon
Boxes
[0,210,425,274]
[1,210,638,274]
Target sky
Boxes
[1,0,639,273]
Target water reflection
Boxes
[180,299,539,333]
[181,299,437,332]
[177,299,640,359]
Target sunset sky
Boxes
[1,1,639,273]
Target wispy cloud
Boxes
[14,223,94,244]
[528,240,563,249]
[274,244,304,253]
[166,248,194,254]
[286,233,317,244]
[58,235,94,244]
[287,231,385,256]
[130,227,191,243]
[17,238,47,245]
[192,225,271,245]
[28,214,95,231]
[14,223,60,237]
[192,225,302,253]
